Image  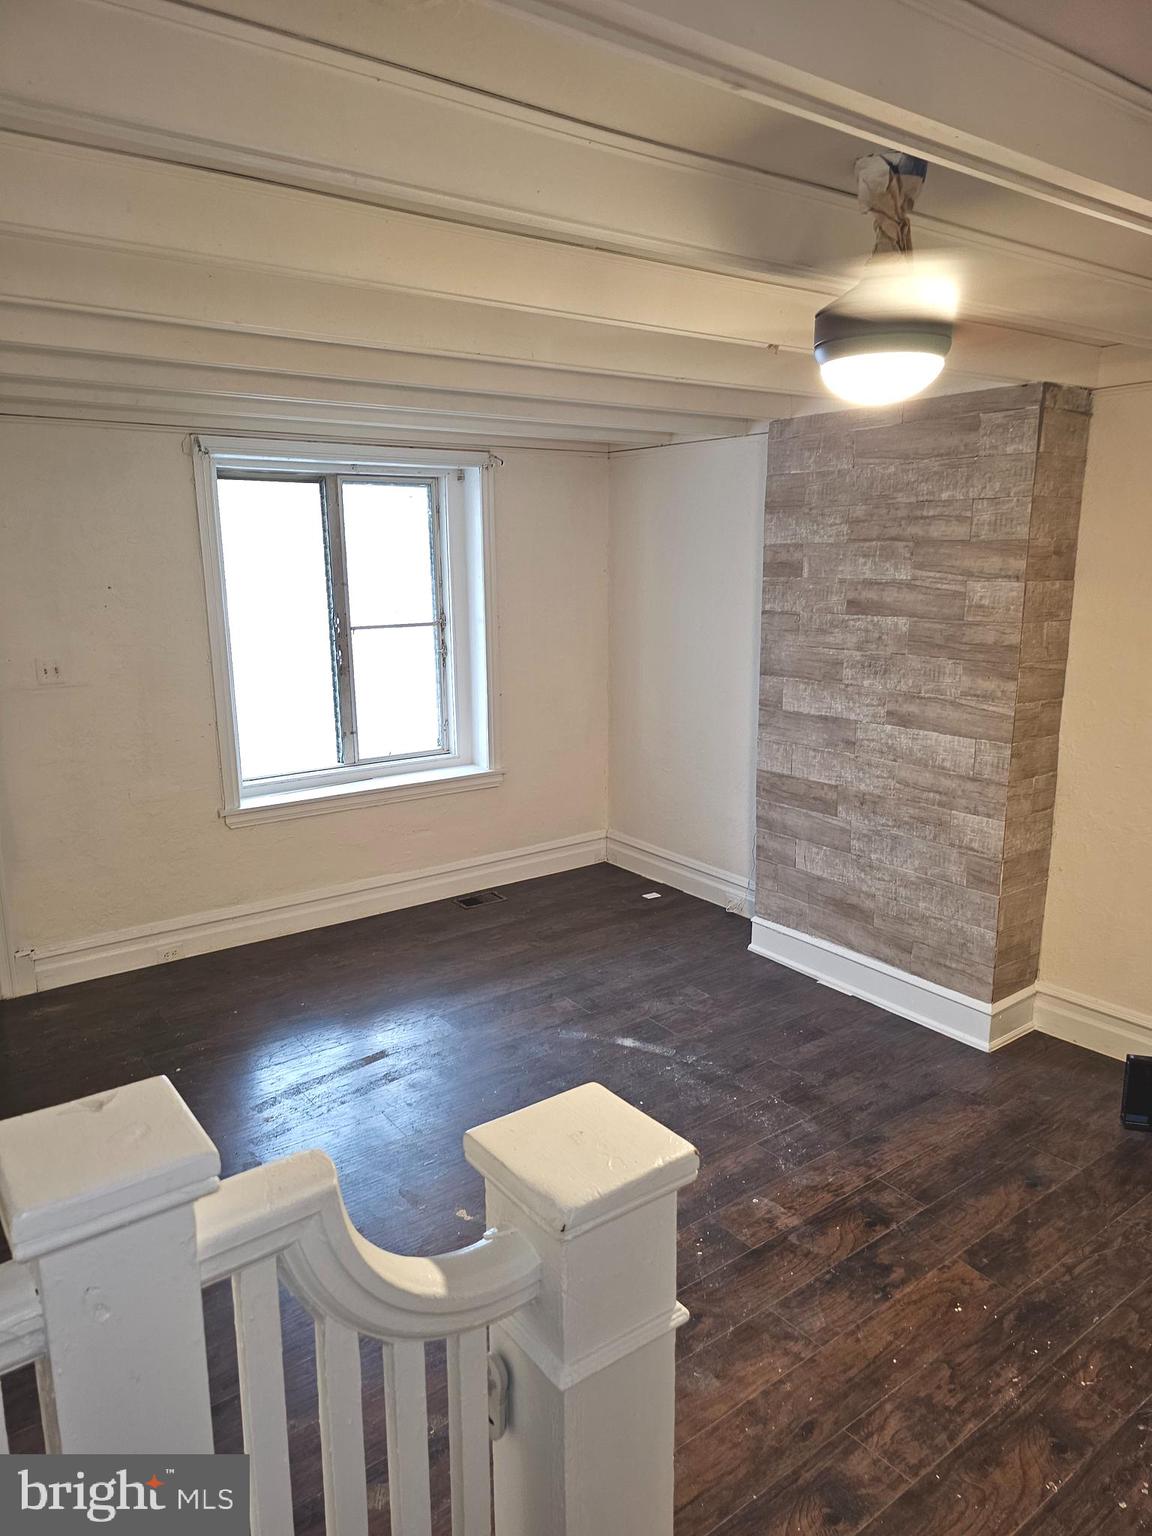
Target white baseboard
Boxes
[748,915,1035,1053]
[23,821,1149,1071]
[605,832,751,914]
[30,832,607,992]
[1033,985,1152,1061]
[8,949,36,998]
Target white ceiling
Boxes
[972,0,1152,91]
[147,0,1152,330]
[191,0,1152,286]
[1,0,1150,443]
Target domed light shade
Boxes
[819,349,946,406]
[814,309,953,406]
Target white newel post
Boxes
[464,1082,699,1536]
[0,1076,220,1452]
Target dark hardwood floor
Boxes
[1,863,1148,1533]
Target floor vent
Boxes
[454,888,507,908]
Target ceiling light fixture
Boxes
[814,153,954,406]
[814,309,952,406]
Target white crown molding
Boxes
[0,403,659,452]
[0,232,836,397]
[0,353,753,446]
[0,305,798,421]
[748,915,1036,1052]
[1094,379,1152,400]
[26,832,608,993]
[0,311,815,443]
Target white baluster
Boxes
[233,1258,294,1535]
[382,1339,432,1536]
[464,1083,698,1536]
[0,1077,220,1453]
[447,1328,491,1536]
[316,1316,369,1536]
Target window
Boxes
[194,440,498,823]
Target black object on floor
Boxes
[1121,1054,1152,1130]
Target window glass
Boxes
[351,627,443,759]
[217,477,339,781]
[342,482,436,626]
[215,471,453,786]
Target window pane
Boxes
[352,627,442,759]
[342,482,436,626]
[217,478,339,781]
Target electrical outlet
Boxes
[34,659,64,686]
[157,945,183,964]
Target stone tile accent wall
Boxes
[756,382,1090,1003]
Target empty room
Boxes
[0,0,1150,1531]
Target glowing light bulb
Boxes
[818,349,946,406]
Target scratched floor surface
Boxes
[1,864,1148,1533]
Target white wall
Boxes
[6,394,1148,1042]
[1039,388,1152,1019]
[608,437,767,899]
[0,420,609,964]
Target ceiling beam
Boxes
[0,135,1105,394]
[0,344,765,444]
[3,0,1151,353]
[491,0,1152,235]
[0,0,1115,408]
[0,306,811,422]
[0,135,832,355]
[0,231,827,395]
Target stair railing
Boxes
[0,1075,698,1536]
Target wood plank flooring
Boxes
[0,864,1148,1533]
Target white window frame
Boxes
[193,437,501,826]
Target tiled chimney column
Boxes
[754,383,1090,1013]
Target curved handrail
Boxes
[0,1260,44,1373]
[195,1150,540,1340]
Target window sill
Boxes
[223,765,504,827]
